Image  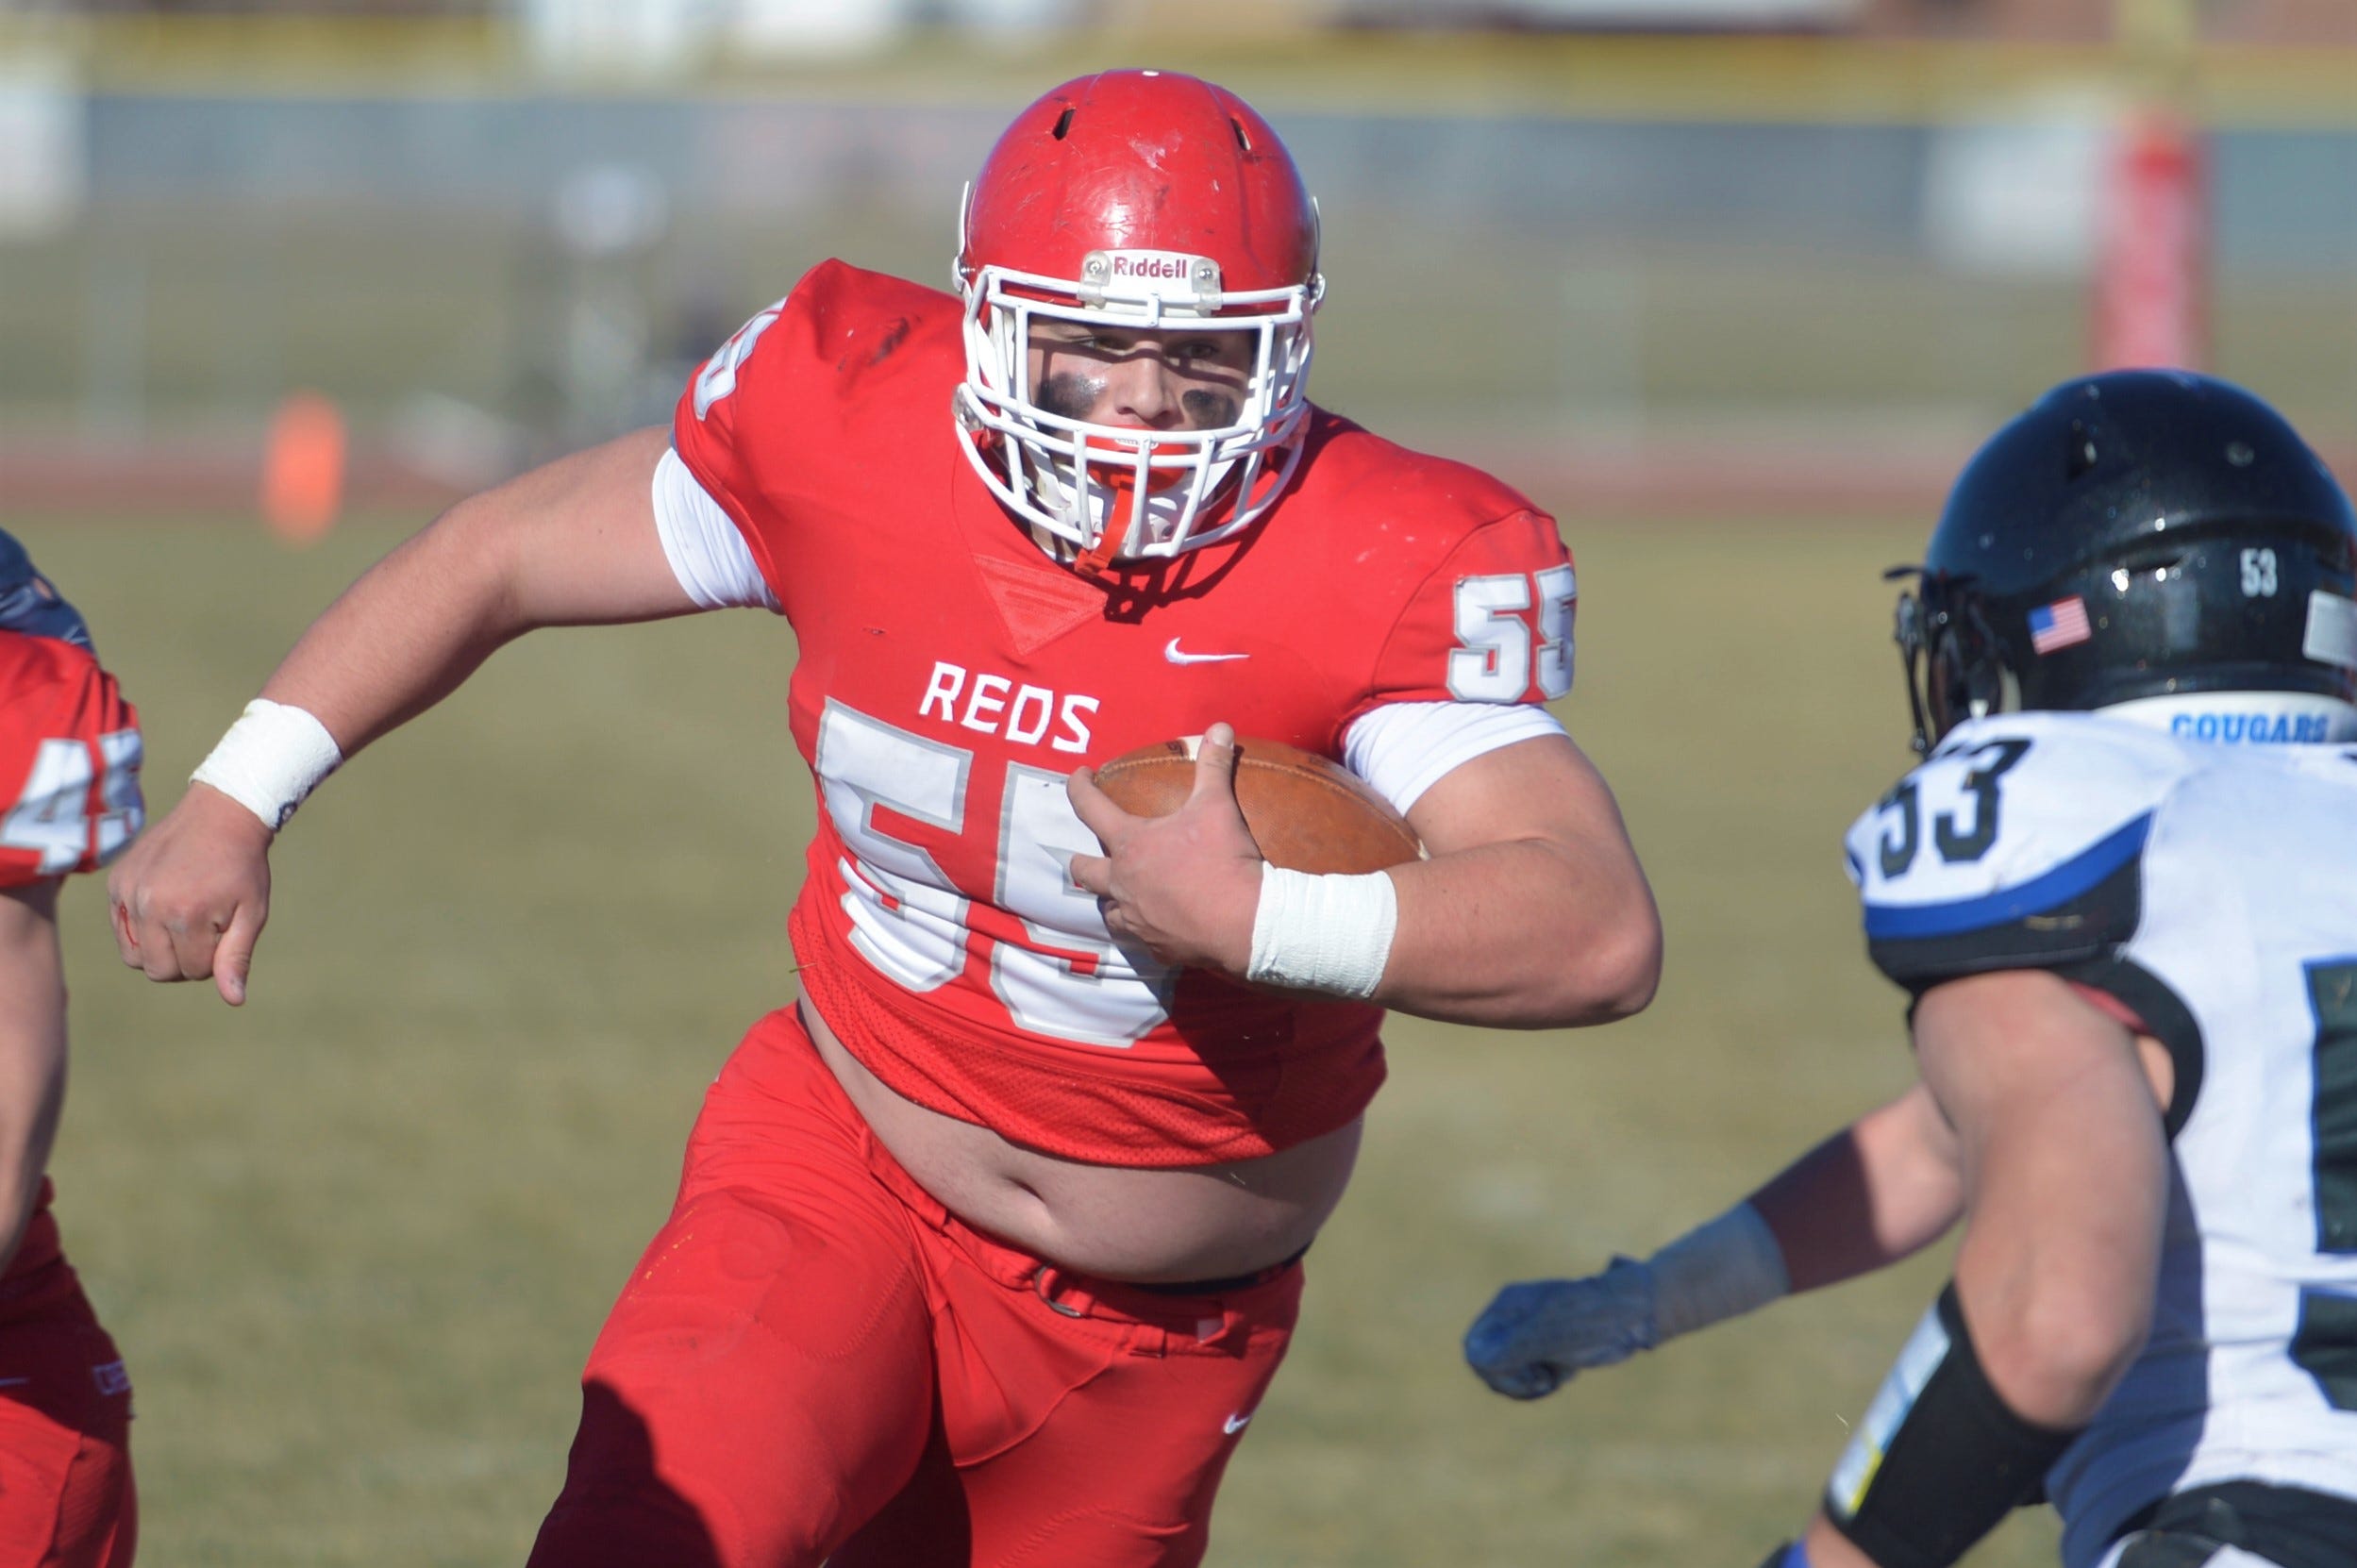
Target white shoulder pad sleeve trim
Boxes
[1344,701,1567,816]
[652,446,778,611]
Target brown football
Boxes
[1091,735,1423,876]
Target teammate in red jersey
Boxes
[108,71,1661,1567]
[0,530,142,1568]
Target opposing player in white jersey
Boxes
[1463,371,2357,1568]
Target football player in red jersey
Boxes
[0,530,142,1568]
[109,71,1662,1567]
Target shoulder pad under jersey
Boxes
[1842,713,2197,990]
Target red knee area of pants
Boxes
[0,1264,136,1568]
[534,1009,1307,1568]
[537,1183,939,1568]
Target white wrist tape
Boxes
[191,699,343,831]
[1245,864,1398,1000]
[1646,1200,1792,1343]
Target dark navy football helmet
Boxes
[1895,372,2357,750]
[0,529,92,651]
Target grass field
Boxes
[13,511,2062,1567]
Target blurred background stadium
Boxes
[5,0,2352,515]
[4,1,2353,1565]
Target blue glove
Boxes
[1462,1256,1658,1399]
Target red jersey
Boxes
[0,628,143,1282]
[0,633,142,892]
[673,261,1575,1166]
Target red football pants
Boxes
[527,1007,1302,1568]
[0,1260,135,1568]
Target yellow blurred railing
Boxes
[1,14,2351,127]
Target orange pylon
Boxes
[260,392,347,545]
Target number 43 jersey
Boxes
[673,260,1577,1169]
[0,630,142,892]
[1843,710,2357,1565]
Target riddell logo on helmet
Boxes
[1086,251,1220,300]
[1109,253,1193,281]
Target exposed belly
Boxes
[802,1000,1361,1283]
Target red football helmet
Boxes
[953,70,1325,568]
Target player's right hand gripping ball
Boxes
[1092,735,1422,876]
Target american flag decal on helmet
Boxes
[2028,596,2093,655]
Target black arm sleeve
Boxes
[1824,1285,2082,1568]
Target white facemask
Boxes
[952,230,1322,570]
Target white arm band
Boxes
[1646,1201,1793,1343]
[1245,864,1398,1000]
[190,699,343,831]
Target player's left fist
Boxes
[1463,1258,1659,1399]
[1066,722,1263,976]
[107,781,276,1006]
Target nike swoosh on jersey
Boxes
[1223,1410,1253,1434]
[1165,638,1250,665]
